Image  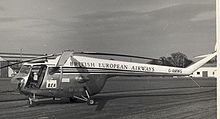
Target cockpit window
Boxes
[32,65,46,74]
[19,65,31,75]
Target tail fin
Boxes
[183,51,217,74]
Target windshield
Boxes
[19,65,31,76]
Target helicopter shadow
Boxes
[31,98,84,107]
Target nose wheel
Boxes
[28,93,37,107]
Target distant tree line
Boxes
[148,52,193,68]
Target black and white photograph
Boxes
[0,0,217,119]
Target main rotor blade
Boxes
[0,55,55,59]
[0,52,45,56]
[0,54,55,69]
[75,52,160,61]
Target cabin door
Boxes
[202,71,208,77]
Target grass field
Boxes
[102,77,216,93]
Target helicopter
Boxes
[1,50,217,106]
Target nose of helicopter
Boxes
[10,77,25,91]
[11,77,23,84]
[11,78,24,91]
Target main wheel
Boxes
[87,99,95,105]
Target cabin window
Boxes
[197,72,200,75]
[48,67,60,75]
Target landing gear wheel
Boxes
[28,93,37,107]
[87,99,95,105]
[28,98,36,107]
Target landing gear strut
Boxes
[28,93,37,107]
[73,89,95,105]
[85,89,95,105]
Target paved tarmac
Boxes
[0,77,216,119]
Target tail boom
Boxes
[182,52,217,75]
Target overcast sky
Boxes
[0,0,215,59]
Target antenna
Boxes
[20,48,23,62]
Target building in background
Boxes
[0,57,13,78]
[190,63,216,78]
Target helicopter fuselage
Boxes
[11,51,216,105]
